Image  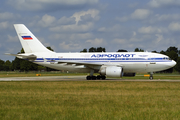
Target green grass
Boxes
[0,81,180,120]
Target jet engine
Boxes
[99,66,123,77]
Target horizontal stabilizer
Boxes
[5,53,37,61]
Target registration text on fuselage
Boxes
[91,54,136,58]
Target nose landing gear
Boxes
[149,72,153,80]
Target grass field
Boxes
[0,81,180,120]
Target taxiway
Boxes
[0,76,180,82]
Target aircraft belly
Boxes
[122,62,148,73]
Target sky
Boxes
[1,0,180,61]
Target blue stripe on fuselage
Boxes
[33,58,172,63]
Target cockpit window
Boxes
[163,57,171,60]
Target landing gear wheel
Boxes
[86,75,106,80]
[101,75,106,80]
[149,76,153,80]
[86,76,97,80]
[97,75,101,80]
[86,76,91,80]
[92,76,97,80]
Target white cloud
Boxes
[116,16,129,22]
[110,25,121,31]
[149,14,180,24]
[0,12,17,20]
[31,0,98,4]
[72,9,100,25]
[50,33,93,41]
[0,22,10,30]
[156,14,180,21]
[58,16,75,25]
[59,42,80,50]
[155,34,163,43]
[131,9,152,20]
[148,0,180,8]
[86,38,104,46]
[128,3,138,8]
[98,25,121,33]
[138,26,156,34]
[48,9,99,32]
[138,26,167,34]
[69,33,93,40]
[38,14,56,27]
[98,27,106,32]
[7,35,18,42]
[117,9,152,22]
[168,22,180,31]
[112,38,126,44]
[133,31,137,36]
[7,0,99,11]
[50,22,94,32]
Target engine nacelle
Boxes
[99,66,123,77]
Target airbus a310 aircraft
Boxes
[6,24,176,80]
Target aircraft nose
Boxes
[171,60,176,67]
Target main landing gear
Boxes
[86,70,106,80]
[86,75,106,80]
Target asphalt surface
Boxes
[0,76,180,82]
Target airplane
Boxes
[6,24,176,80]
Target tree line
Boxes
[0,46,180,73]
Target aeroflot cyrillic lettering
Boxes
[91,54,135,58]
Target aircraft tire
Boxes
[92,76,97,80]
[149,76,153,80]
[97,75,101,80]
[86,76,91,80]
[101,75,106,80]
[86,76,97,80]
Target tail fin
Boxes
[14,24,53,53]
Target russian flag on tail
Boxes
[22,36,33,40]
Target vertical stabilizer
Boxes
[14,24,53,53]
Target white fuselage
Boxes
[31,52,176,73]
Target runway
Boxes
[0,76,180,82]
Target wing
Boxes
[55,60,123,70]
